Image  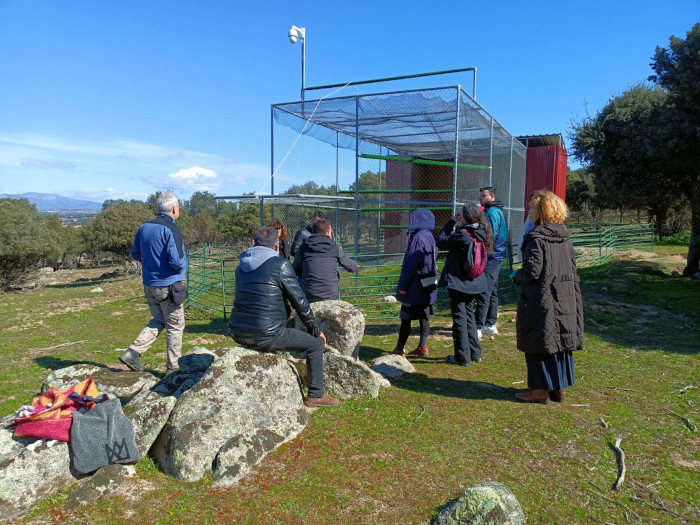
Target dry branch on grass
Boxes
[666,408,697,433]
[30,340,88,351]
[409,404,425,427]
[587,484,640,522]
[679,385,696,394]
[605,386,635,392]
[629,480,693,521]
[599,415,609,429]
[612,438,626,491]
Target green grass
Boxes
[1,250,699,524]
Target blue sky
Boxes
[0,1,697,203]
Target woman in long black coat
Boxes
[512,190,584,404]
[438,203,493,367]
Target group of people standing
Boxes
[119,186,583,407]
[391,187,583,404]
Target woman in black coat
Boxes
[438,203,493,367]
[513,190,584,404]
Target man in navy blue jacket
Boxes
[476,186,508,337]
[120,191,188,372]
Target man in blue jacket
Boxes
[476,186,508,337]
[119,191,188,373]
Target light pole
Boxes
[288,25,305,102]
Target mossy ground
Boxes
[2,246,698,524]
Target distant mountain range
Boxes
[0,192,103,211]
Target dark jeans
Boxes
[448,289,482,364]
[233,328,325,398]
[476,259,501,328]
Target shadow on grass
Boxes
[394,372,523,402]
[48,272,130,290]
[33,356,161,376]
[359,346,523,402]
[575,260,700,355]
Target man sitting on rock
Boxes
[293,218,358,303]
[229,226,339,408]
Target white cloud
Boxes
[169,166,217,181]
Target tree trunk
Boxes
[683,176,700,277]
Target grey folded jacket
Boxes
[69,398,140,474]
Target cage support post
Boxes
[452,86,460,215]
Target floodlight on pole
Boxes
[288,25,305,101]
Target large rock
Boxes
[64,464,136,512]
[151,347,308,483]
[122,387,177,459]
[288,350,390,399]
[0,416,34,463]
[150,348,227,399]
[0,439,78,520]
[371,354,416,379]
[432,481,525,525]
[294,300,365,357]
[42,364,156,402]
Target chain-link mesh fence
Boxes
[270,86,527,261]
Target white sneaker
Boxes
[477,329,482,341]
[482,325,498,336]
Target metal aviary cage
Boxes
[270,85,527,262]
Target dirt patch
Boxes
[617,249,686,265]
[553,439,596,463]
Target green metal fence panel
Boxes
[185,224,654,321]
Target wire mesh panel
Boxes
[272,86,527,257]
[267,85,529,318]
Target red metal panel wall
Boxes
[524,145,568,218]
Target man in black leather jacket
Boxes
[229,227,339,408]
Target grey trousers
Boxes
[129,285,185,370]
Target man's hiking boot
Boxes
[391,348,406,358]
[304,394,340,408]
[408,345,429,357]
[119,349,144,372]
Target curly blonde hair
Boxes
[529,189,569,225]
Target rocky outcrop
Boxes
[371,354,416,379]
[2,332,386,517]
[42,364,156,402]
[151,348,308,484]
[64,464,137,512]
[122,387,177,459]
[0,437,77,520]
[287,347,390,399]
[293,300,365,358]
[432,481,525,525]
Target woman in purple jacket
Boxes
[392,209,438,357]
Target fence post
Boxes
[221,252,227,320]
[186,249,190,310]
[599,226,603,264]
